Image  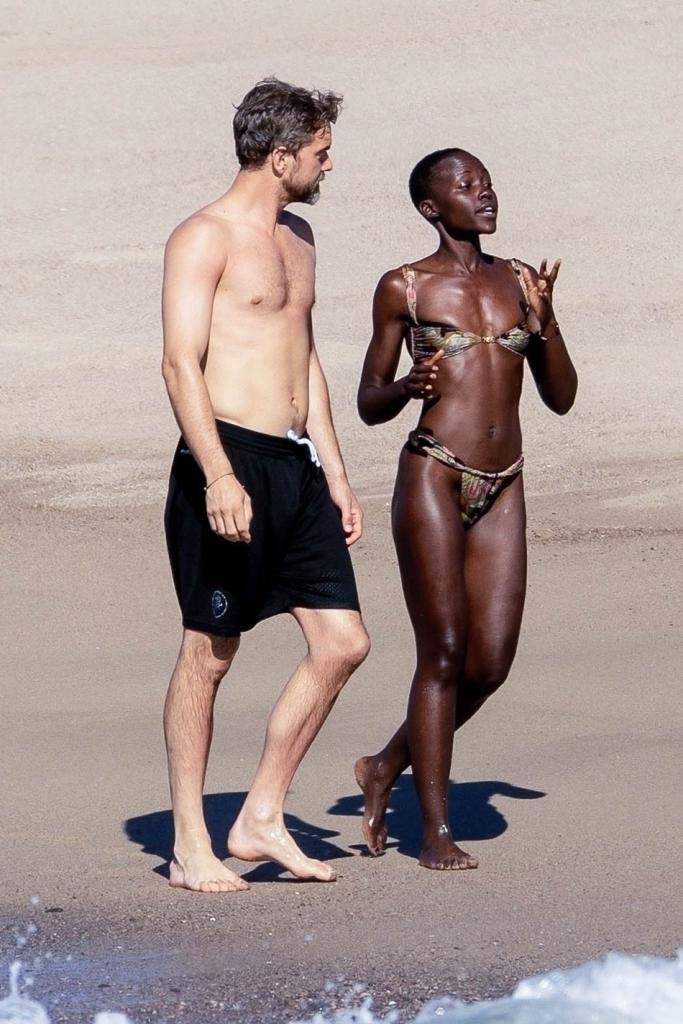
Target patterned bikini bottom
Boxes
[407,428,524,529]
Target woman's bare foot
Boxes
[169,850,249,893]
[354,755,392,856]
[228,812,336,881]
[419,833,479,871]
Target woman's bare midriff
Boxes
[416,345,525,469]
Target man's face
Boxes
[284,125,333,205]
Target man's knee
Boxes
[311,617,370,675]
[346,623,371,670]
[180,629,240,684]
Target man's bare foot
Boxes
[418,834,479,871]
[354,755,392,856]
[169,850,250,893]
[228,812,336,881]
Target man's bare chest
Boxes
[217,238,314,314]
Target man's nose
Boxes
[324,157,333,172]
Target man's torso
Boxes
[197,204,315,436]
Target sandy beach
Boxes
[2,2,682,1021]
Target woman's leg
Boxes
[393,450,477,867]
[356,472,527,857]
[458,472,527,725]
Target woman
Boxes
[355,148,577,870]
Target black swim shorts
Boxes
[164,421,360,636]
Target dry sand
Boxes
[1,2,682,1022]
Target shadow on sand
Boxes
[124,791,352,883]
[328,776,546,855]
[124,778,545,882]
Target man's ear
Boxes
[271,146,289,177]
[419,198,438,221]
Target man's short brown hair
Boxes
[233,78,342,168]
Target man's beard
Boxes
[287,176,323,206]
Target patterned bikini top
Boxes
[402,258,532,361]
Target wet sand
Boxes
[2,1,682,1021]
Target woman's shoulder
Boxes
[375,265,411,294]
[373,265,416,318]
[503,255,536,277]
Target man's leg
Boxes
[164,628,249,893]
[228,608,369,880]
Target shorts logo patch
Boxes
[212,590,229,619]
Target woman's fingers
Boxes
[539,258,561,287]
[522,265,539,296]
[408,369,438,394]
[549,258,561,284]
[425,348,445,366]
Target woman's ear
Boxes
[419,198,438,221]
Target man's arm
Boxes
[306,335,363,545]
[161,216,252,542]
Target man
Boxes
[161,78,369,893]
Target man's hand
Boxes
[402,349,444,400]
[328,477,363,546]
[205,474,253,543]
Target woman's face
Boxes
[422,155,498,235]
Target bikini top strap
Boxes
[401,264,418,324]
[509,258,530,307]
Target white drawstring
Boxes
[287,430,321,467]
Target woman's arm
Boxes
[522,261,578,416]
[358,270,441,425]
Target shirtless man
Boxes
[161,78,369,894]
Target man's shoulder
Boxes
[279,210,315,247]
[165,212,231,277]
[166,211,230,251]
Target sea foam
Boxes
[1,950,682,1023]
[295,951,683,1024]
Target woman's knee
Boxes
[466,659,512,700]
[418,633,467,687]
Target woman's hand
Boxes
[401,349,444,399]
[522,259,561,332]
